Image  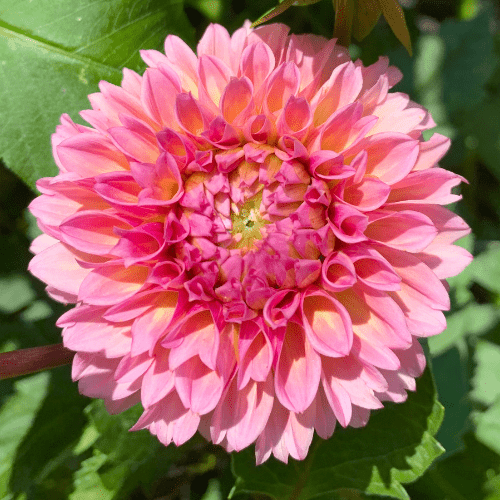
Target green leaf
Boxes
[466,97,500,183]
[406,432,500,500]
[71,401,158,498]
[0,372,50,498]
[70,452,115,500]
[71,400,216,500]
[201,479,224,500]
[470,241,500,294]
[0,274,36,314]
[5,365,88,500]
[428,304,500,356]
[440,8,496,124]
[473,336,500,457]
[230,365,444,500]
[0,0,194,191]
[476,397,500,456]
[471,340,500,407]
[414,34,455,141]
[431,348,471,458]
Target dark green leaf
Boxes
[0,372,49,497]
[0,274,35,314]
[469,241,500,294]
[231,365,444,500]
[431,348,471,458]
[476,397,500,456]
[440,8,496,123]
[428,304,500,356]
[406,432,500,500]
[466,96,500,183]
[0,0,194,191]
[71,400,217,500]
[471,340,500,408]
[70,452,115,500]
[7,365,89,500]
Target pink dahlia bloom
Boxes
[29,22,471,463]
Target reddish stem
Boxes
[0,344,74,380]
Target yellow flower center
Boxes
[230,191,268,251]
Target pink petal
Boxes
[387,168,464,205]
[264,62,300,115]
[211,375,274,451]
[108,118,159,164]
[240,42,275,94]
[389,283,447,337]
[413,133,451,171]
[59,211,132,255]
[197,55,232,111]
[365,210,438,252]
[57,133,128,177]
[321,251,357,291]
[312,61,363,125]
[131,291,180,356]
[164,35,199,95]
[60,305,132,357]
[341,176,391,211]
[321,368,352,427]
[351,334,401,370]
[114,351,153,383]
[167,307,220,371]
[94,172,141,207]
[312,386,336,439]
[175,92,212,136]
[416,243,473,279]
[376,246,450,310]
[141,352,175,408]
[131,391,200,446]
[221,77,254,125]
[277,96,312,141]
[263,290,300,329]
[174,356,224,415]
[347,133,419,185]
[141,66,181,127]
[343,245,401,291]
[29,242,90,298]
[323,356,383,410]
[197,23,232,67]
[275,321,321,413]
[78,263,149,306]
[301,288,353,356]
[237,320,273,389]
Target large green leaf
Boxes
[230,365,444,500]
[476,397,500,456]
[406,432,500,500]
[71,400,218,500]
[428,303,500,357]
[0,0,194,191]
[7,366,88,500]
[472,338,500,458]
[0,372,49,498]
[465,96,500,183]
[469,241,500,295]
[440,8,496,124]
[471,340,500,408]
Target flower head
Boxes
[29,22,471,464]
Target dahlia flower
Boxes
[28,22,471,464]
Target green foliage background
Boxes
[1,0,500,498]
